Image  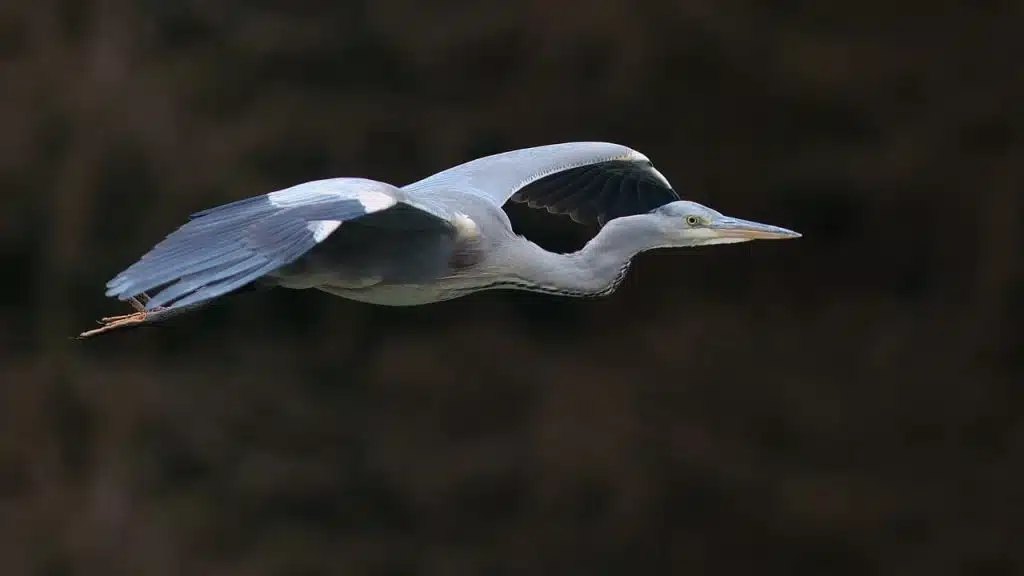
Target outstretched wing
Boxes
[403,142,680,226]
[105,178,453,312]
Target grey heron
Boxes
[78,142,800,338]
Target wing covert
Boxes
[402,142,679,227]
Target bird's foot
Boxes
[76,294,161,339]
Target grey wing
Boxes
[403,141,679,226]
[105,177,454,312]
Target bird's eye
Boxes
[685,215,701,226]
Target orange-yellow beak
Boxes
[709,216,802,240]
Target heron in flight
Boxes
[78,142,800,338]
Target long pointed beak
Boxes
[710,216,802,240]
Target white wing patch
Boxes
[267,178,399,211]
[352,189,394,212]
[451,212,480,239]
[306,220,343,243]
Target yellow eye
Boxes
[685,215,701,226]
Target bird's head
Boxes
[652,200,801,246]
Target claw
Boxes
[77,311,150,339]
[76,292,159,339]
[100,312,138,323]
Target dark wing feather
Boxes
[566,169,615,224]
[610,172,641,223]
[548,166,606,214]
[509,159,679,227]
[523,168,590,209]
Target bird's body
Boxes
[265,189,512,306]
[80,142,800,337]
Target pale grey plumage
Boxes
[85,142,800,336]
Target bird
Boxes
[77,142,800,338]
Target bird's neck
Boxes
[507,214,668,297]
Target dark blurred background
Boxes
[1,1,1022,574]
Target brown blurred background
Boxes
[1,1,1022,574]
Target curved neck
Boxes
[501,214,668,297]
